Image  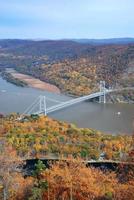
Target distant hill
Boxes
[0,38,134,57]
[72,38,134,45]
[0,39,133,96]
[0,38,133,61]
[0,39,34,49]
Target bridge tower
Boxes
[99,81,106,104]
[39,96,47,115]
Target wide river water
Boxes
[0,77,134,135]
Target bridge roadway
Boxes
[27,86,134,116]
[38,89,113,115]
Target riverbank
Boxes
[5,68,61,94]
[107,90,134,104]
[0,76,134,134]
[4,69,134,103]
[1,72,28,87]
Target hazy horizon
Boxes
[0,37,134,41]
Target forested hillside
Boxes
[0,114,133,160]
[0,114,134,199]
[0,39,134,96]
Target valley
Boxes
[0,39,134,200]
[0,39,133,101]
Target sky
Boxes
[0,0,133,39]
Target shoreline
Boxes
[5,68,61,94]
[2,69,134,104]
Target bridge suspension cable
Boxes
[45,97,63,103]
[21,96,47,116]
[22,81,114,116]
[22,96,41,116]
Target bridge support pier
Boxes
[99,81,106,104]
[22,81,111,116]
[39,96,47,115]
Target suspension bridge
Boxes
[21,81,133,116]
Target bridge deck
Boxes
[38,90,112,115]
[23,87,134,116]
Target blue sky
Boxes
[0,0,133,39]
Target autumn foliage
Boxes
[0,114,133,162]
[13,159,134,200]
[0,114,134,199]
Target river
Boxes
[0,77,134,135]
